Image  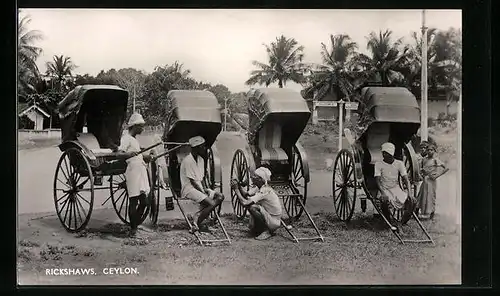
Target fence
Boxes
[18,129,62,140]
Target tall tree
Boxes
[45,55,78,91]
[246,35,306,88]
[302,34,366,101]
[18,12,44,96]
[353,29,411,86]
[114,68,147,113]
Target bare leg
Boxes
[197,194,224,228]
[128,196,139,235]
[248,205,267,237]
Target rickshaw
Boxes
[230,88,324,243]
[53,85,162,232]
[152,90,231,246]
[332,86,434,245]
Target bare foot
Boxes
[255,231,272,240]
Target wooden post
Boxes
[312,101,318,125]
[421,9,429,142]
[338,100,344,151]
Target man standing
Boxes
[375,142,416,232]
[180,136,224,232]
[231,167,283,240]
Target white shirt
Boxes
[248,185,282,217]
[374,159,407,207]
[118,131,144,164]
[374,159,407,189]
[180,153,205,196]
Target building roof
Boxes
[18,104,50,118]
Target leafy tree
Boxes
[302,34,367,102]
[353,30,411,86]
[18,11,43,97]
[114,68,148,113]
[246,35,306,88]
[45,55,78,91]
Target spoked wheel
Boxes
[230,149,249,219]
[206,147,222,219]
[149,161,161,226]
[109,172,151,225]
[284,145,308,220]
[53,148,94,232]
[332,149,357,222]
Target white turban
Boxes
[127,112,146,127]
[254,167,272,183]
[381,142,395,156]
[189,136,205,148]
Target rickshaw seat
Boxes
[366,123,390,164]
[76,133,114,156]
[258,123,288,163]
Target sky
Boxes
[22,9,461,93]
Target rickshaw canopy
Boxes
[361,87,420,123]
[163,90,222,148]
[355,87,421,141]
[247,88,311,146]
[57,85,129,149]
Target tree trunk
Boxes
[278,80,283,88]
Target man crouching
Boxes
[180,136,224,233]
[230,167,282,240]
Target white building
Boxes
[18,104,50,131]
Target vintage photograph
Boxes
[17,9,462,285]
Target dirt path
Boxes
[17,131,460,285]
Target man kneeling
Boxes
[180,136,224,233]
[231,167,282,240]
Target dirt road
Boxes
[17,131,460,285]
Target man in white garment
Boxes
[118,113,154,237]
[180,136,224,232]
[374,142,415,232]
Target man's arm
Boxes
[375,176,389,197]
[189,178,207,194]
[230,180,253,206]
[431,160,449,180]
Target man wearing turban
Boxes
[180,136,225,233]
[375,142,416,232]
[231,166,282,240]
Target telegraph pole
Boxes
[224,97,229,131]
[421,9,429,142]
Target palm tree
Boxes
[18,12,44,96]
[353,30,411,86]
[45,55,78,91]
[303,34,367,101]
[402,28,439,94]
[246,35,306,88]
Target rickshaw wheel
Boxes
[332,149,357,222]
[394,145,414,222]
[149,161,161,226]
[53,148,94,232]
[230,149,249,219]
[109,173,151,226]
[206,147,222,219]
[284,145,308,220]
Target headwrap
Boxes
[188,136,205,148]
[381,142,395,156]
[127,112,146,127]
[254,167,272,183]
